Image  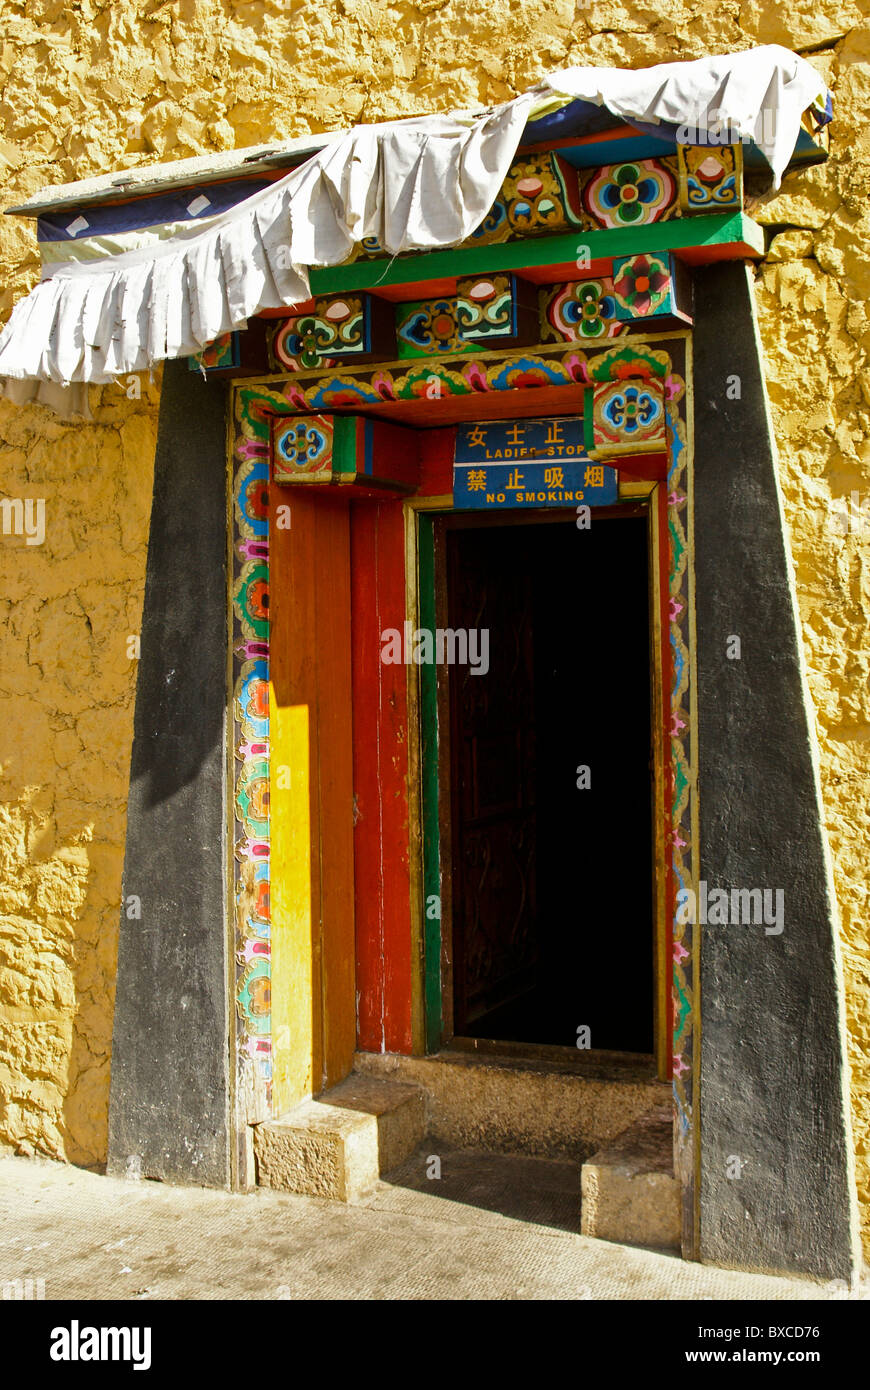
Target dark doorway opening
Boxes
[444,511,654,1054]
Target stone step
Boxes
[581,1106,680,1252]
[353,1048,669,1160]
[255,1074,426,1202]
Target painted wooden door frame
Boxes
[229,335,699,1249]
[406,491,671,1071]
[401,362,698,1254]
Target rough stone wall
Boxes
[0,1,867,1247]
[0,380,159,1165]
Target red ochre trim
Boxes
[351,502,414,1053]
[676,239,759,265]
[518,124,641,156]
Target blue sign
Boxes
[453,416,617,510]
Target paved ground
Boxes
[0,1150,863,1301]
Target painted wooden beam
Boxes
[310,213,764,298]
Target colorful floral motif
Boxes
[232,393,274,1106]
[588,342,669,383]
[541,278,622,342]
[238,663,269,739]
[583,158,678,229]
[398,276,528,356]
[236,757,270,839]
[271,316,337,373]
[235,563,269,641]
[269,342,605,415]
[604,384,660,433]
[268,293,397,372]
[270,296,373,372]
[677,143,742,213]
[455,275,516,342]
[240,470,270,529]
[666,395,695,1223]
[396,299,470,357]
[188,331,239,372]
[467,153,585,246]
[612,254,672,317]
[237,960,271,1033]
[591,378,667,454]
[272,415,334,482]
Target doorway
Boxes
[439,510,654,1055]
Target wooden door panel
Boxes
[448,526,538,1030]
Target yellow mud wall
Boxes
[0,0,867,1246]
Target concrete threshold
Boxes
[255,1073,426,1201]
[353,1048,670,1160]
[581,1106,680,1252]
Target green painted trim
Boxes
[418,513,442,1051]
[331,413,358,478]
[310,213,764,297]
[583,388,594,453]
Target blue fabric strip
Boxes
[37,175,275,243]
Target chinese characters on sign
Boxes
[453,416,617,510]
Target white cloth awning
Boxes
[0,45,829,409]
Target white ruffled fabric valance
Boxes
[0,45,828,410]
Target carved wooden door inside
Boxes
[446,522,538,1033]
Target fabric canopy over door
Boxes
[0,46,829,412]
